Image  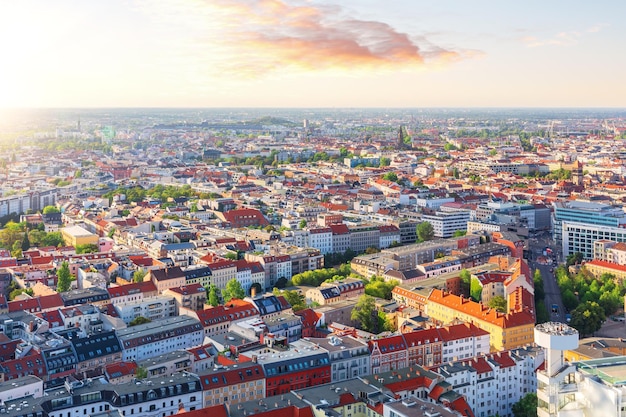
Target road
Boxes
[527,233,566,323]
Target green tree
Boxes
[382,172,398,183]
[566,252,584,267]
[487,295,507,313]
[75,243,99,254]
[379,157,391,167]
[470,277,482,302]
[377,310,394,332]
[208,284,219,307]
[41,232,64,247]
[135,366,148,379]
[274,288,306,311]
[453,230,466,237]
[351,295,377,333]
[129,316,151,327]
[535,300,550,324]
[364,246,380,254]
[299,219,307,229]
[533,269,545,301]
[107,228,116,238]
[364,276,398,300]
[42,205,60,214]
[21,231,30,252]
[416,221,435,243]
[512,393,537,417]
[56,261,72,293]
[132,270,147,283]
[223,278,245,302]
[460,269,471,296]
[570,301,605,337]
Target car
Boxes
[550,268,554,273]
[565,313,571,322]
[551,304,559,313]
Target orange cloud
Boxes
[189,0,470,75]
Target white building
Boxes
[114,295,177,324]
[421,211,470,238]
[117,315,203,362]
[436,346,543,417]
[307,227,333,254]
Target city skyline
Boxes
[1,0,625,108]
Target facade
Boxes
[60,225,99,247]
[426,289,535,351]
[301,336,370,382]
[114,295,178,324]
[163,283,207,312]
[243,345,331,396]
[420,211,470,238]
[307,227,333,254]
[117,315,204,361]
[369,334,408,374]
[199,362,266,407]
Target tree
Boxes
[487,295,507,313]
[351,295,377,333]
[223,278,245,302]
[56,261,72,293]
[566,252,584,267]
[570,301,605,337]
[42,205,60,214]
[107,228,116,238]
[41,232,64,247]
[460,269,471,297]
[132,270,147,283]
[379,157,391,167]
[416,222,434,243]
[299,219,307,229]
[453,230,466,237]
[208,284,219,307]
[75,243,99,254]
[21,231,30,252]
[470,277,482,302]
[533,269,545,301]
[274,288,306,311]
[382,172,398,183]
[535,300,550,324]
[364,246,380,254]
[364,276,398,300]
[135,366,148,379]
[377,310,394,332]
[512,393,537,417]
[129,316,151,327]
[224,252,238,260]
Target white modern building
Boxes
[117,315,203,361]
[114,295,177,324]
[421,211,470,238]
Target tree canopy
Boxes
[129,316,151,327]
[223,278,245,302]
[487,295,507,313]
[570,301,605,336]
[42,205,60,214]
[416,221,434,242]
[208,284,220,307]
[56,261,72,293]
[512,393,537,417]
[351,295,377,333]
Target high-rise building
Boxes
[554,201,626,259]
[535,322,626,417]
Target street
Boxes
[527,233,566,323]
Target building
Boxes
[199,361,266,407]
[242,344,331,396]
[420,211,470,238]
[426,289,535,351]
[147,266,187,293]
[0,372,203,417]
[114,295,177,324]
[117,315,204,361]
[534,322,580,417]
[303,336,370,382]
[60,225,99,247]
[164,283,207,312]
[369,334,408,374]
[554,201,626,259]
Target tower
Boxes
[534,322,579,417]
[571,160,583,187]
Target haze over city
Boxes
[1,0,625,108]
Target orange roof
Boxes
[427,289,535,328]
[586,259,626,272]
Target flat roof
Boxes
[578,356,626,386]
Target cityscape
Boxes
[2,2,626,417]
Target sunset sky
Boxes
[0,0,624,108]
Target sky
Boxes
[0,0,624,108]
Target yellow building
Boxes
[584,260,626,281]
[426,288,535,351]
[61,225,99,247]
